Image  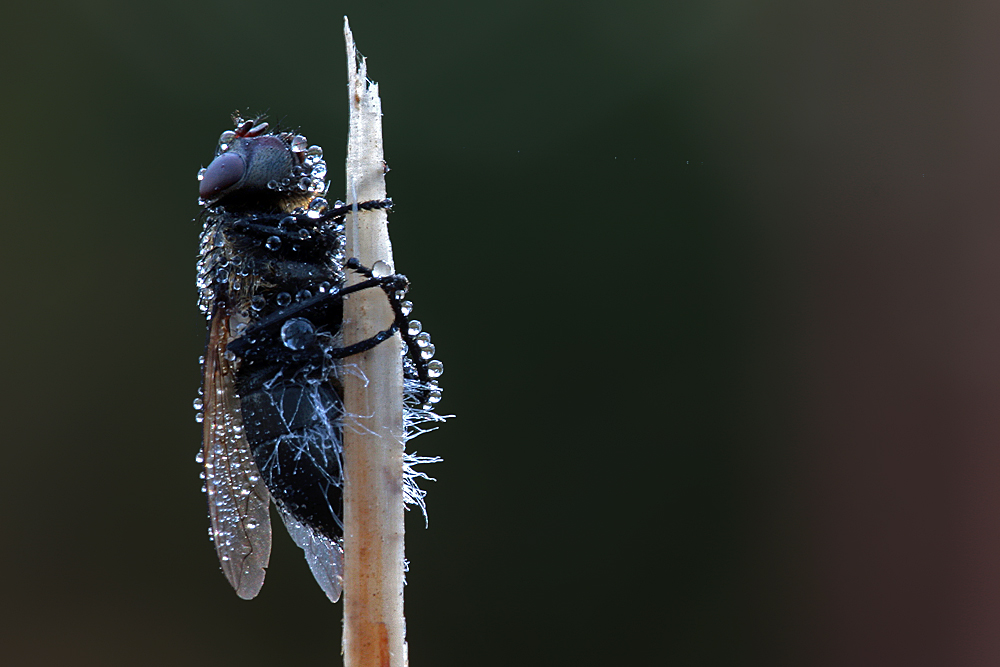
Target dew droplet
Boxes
[265,235,281,251]
[427,360,444,378]
[195,412,204,423]
[276,292,292,307]
[296,289,312,302]
[307,145,323,157]
[250,295,266,311]
[195,451,204,464]
[318,281,332,293]
[281,317,316,350]
[193,397,204,410]
[420,344,435,360]
[372,260,391,278]
[407,320,422,336]
[401,300,413,316]
[267,179,279,190]
[416,332,431,347]
[280,215,296,227]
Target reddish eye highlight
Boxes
[199,152,246,199]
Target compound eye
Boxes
[199,152,246,199]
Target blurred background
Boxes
[2,0,998,665]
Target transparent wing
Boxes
[203,311,272,599]
[277,505,344,602]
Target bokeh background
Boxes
[3,1,1000,665]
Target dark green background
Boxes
[4,1,999,665]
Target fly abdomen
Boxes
[231,312,346,539]
[239,379,345,538]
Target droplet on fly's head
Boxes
[290,134,308,153]
[280,215,296,228]
[265,235,281,251]
[281,317,316,350]
[307,145,323,157]
[372,260,392,278]
[318,281,332,293]
[275,292,292,307]
[401,300,413,316]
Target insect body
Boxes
[195,117,442,602]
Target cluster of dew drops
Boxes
[400,296,444,411]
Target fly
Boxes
[194,115,443,602]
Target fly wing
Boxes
[203,310,272,599]
[277,504,344,602]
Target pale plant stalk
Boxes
[340,17,408,667]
